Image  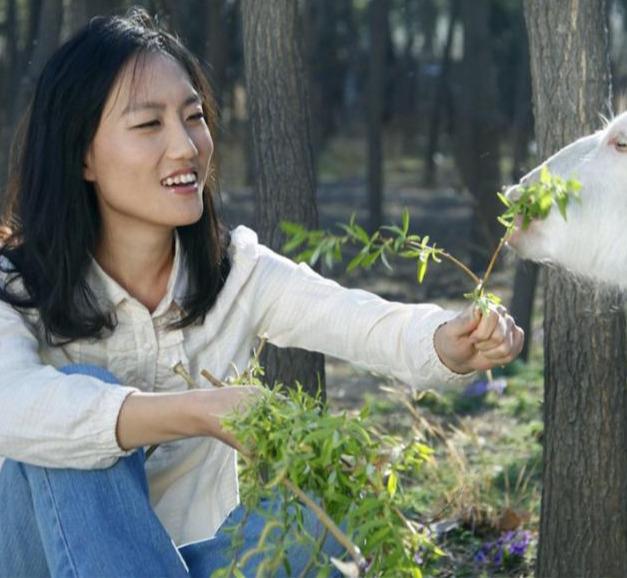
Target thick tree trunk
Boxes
[508,25,536,363]
[1,0,60,201]
[453,0,502,272]
[424,0,459,187]
[241,0,325,397]
[524,1,627,576]
[509,261,538,363]
[367,0,388,232]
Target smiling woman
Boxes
[0,8,523,578]
[84,52,214,311]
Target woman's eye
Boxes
[188,112,205,122]
[133,120,160,129]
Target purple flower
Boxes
[487,378,507,395]
[493,547,504,566]
[463,378,508,398]
[474,530,531,568]
[507,530,531,557]
[463,379,489,397]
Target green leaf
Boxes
[282,233,307,254]
[417,259,428,284]
[496,192,511,207]
[353,224,370,244]
[401,208,410,235]
[347,251,367,272]
[380,249,393,271]
[279,221,304,236]
[380,225,404,236]
[387,470,398,498]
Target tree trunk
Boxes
[509,261,538,362]
[508,15,536,364]
[524,1,627,576]
[0,0,59,201]
[367,0,388,232]
[453,0,502,272]
[241,0,325,397]
[424,0,459,186]
[206,0,228,108]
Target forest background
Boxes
[1,1,627,577]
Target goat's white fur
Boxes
[506,111,627,290]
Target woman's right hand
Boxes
[115,385,265,454]
[199,385,264,451]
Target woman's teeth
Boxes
[161,173,196,186]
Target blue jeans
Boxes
[0,364,343,577]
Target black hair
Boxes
[0,9,231,345]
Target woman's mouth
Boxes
[160,171,198,194]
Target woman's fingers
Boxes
[470,305,524,362]
[479,325,525,362]
[469,307,500,343]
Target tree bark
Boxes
[524,1,627,576]
[424,0,459,186]
[241,0,325,397]
[367,0,388,232]
[453,0,502,272]
[0,0,59,201]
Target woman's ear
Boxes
[83,148,95,182]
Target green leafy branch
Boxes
[217,384,441,577]
[280,167,581,315]
[497,165,581,231]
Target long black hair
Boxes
[0,9,231,345]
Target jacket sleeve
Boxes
[231,226,473,390]
[0,298,139,469]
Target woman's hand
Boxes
[433,305,524,374]
[199,386,265,451]
[116,385,264,454]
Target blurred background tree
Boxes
[1,0,627,378]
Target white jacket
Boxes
[0,225,468,546]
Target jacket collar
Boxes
[87,230,187,317]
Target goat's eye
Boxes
[615,138,627,151]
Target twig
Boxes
[172,362,198,388]
[405,240,480,285]
[298,528,329,578]
[479,231,511,289]
[255,336,268,359]
[201,368,226,388]
[281,478,368,572]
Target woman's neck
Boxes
[95,226,175,313]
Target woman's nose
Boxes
[167,123,199,160]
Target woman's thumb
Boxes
[448,306,481,337]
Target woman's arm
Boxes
[0,298,256,468]
[115,386,259,452]
[231,227,522,388]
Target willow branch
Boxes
[480,231,511,289]
[404,240,480,285]
[281,478,367,571]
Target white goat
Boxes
[506,112,627,290]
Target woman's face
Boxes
[84,52,213,237]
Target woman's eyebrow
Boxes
[122,93,201,115]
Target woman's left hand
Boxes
[433,305,525,374]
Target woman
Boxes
[0,9,523,578]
